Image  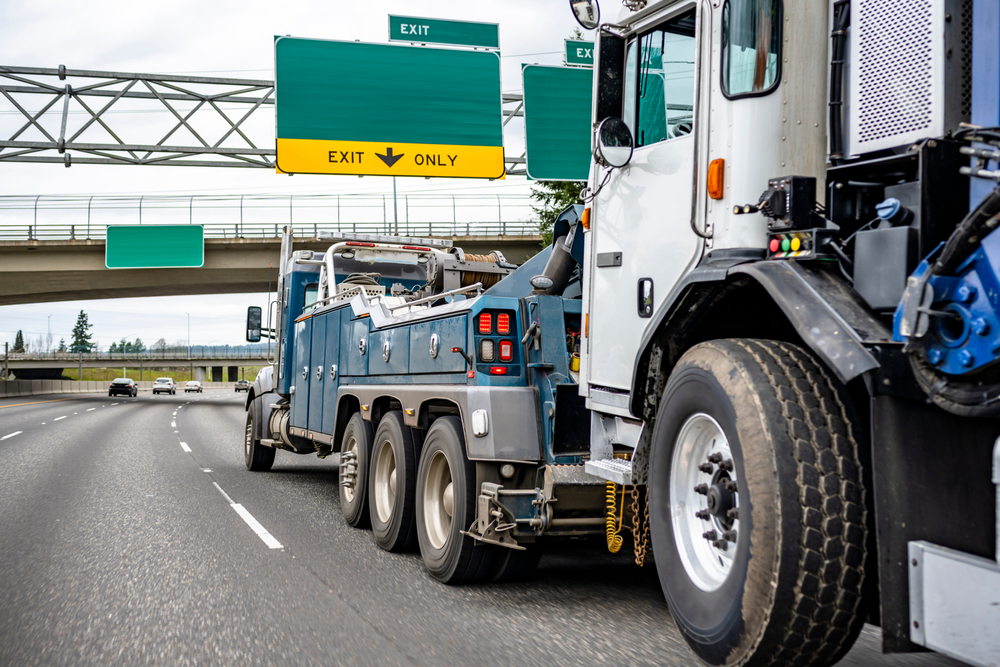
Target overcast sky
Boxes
[0,0,589,352]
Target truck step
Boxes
[584,458,632,485]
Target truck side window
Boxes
[722,0,782,98]
[303,283,318,312]
[636,9,696,147]
[623,39,638,138]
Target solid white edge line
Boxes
[1,431,22,440]
[54,416,66,421]
[231,504,283,549]
[212,482,235,504]
[179,441,192,452]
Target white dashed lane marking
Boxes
[180,441,191,452]
[86,408,95,412]
[1,431,22,441]
[232,504,283,549]
[54,416,66,421]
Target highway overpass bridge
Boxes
[0,224,543,306]
[3,350,270,382]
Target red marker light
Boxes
[498,339,513,362]
[490,366,508,375]
[496,312,511,334]
[769,238,780,253]
[402,245,432,251]
[346,241,375,247]
[478,312,492,334]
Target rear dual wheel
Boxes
[650,339,868,666]
[369,411,422,552]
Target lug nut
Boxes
[725,480,738,492]
[698,463,714,473]
[719,458,734,472]
[694,483,709,495]
[713,540,729,551]
[723,529,738,542]
[727,508,739,520]
[695,509,710,521]
[927,348,945,365]
[957,284,977,303]
[707,453,723,464]
[972,317,990,336]
[702,530,718,540]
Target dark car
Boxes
[235,379,250,392]
[109,378,138,397]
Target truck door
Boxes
[586,4,705,393]
[290,315,312,428]
[307,312,326,433]
[321,308,343,436]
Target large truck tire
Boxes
[244,407,275,472]
[416,416,494,584]
[369,411,421,552]
[340,413,374,528]
[649,339,868,667]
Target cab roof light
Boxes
[478,312,492,334]
[708,158,725,200]
[496,312,511,335]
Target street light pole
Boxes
[47,314,52,354]
[185,313,190,358]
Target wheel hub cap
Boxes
[442,482,454,518]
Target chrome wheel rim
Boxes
[341,435,359,504]
[670,413,740,591]
[423,450,453,550]
[373,438,397,523]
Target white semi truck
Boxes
[244,1,1000,665]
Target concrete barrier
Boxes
[0,380,236,399]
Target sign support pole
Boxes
[393,177,399,235]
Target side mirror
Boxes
[246,306,262,342]
[569,0,600,30]
[595,117,634,168]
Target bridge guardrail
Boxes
[6,350,270,361]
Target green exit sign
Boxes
[106,225,204,269]
[565,40,594,66]
[388,15,499,49]
[523,65,593,182]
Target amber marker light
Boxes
[707,159,725,200]
[581,207,591,230]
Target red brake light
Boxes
[346,241,375,247]
[490,366,508,375]
[478,312,492,334]
[496,312,511,335]
[402,245,432,251]
[499,340,513,362]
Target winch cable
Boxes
[460,252,506,289]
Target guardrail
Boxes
[0,193,543,241]
[0,379,239,399]
[7,349,269,361]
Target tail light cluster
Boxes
[475,309,517,374]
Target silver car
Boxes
[153,377,176,395]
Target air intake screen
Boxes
[848,0,943,155]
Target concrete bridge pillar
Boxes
[194,367,207,383]
[227,366,239,382]
[211,366,224,382]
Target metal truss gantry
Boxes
[0,65,526,174]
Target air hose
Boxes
[605,481,625,553]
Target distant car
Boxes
[235,379,249,392]
[184,381,203,393]
[153,377,176,395]
[109,378,137,397]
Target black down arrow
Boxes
[375,147,404,168]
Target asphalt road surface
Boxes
[0,391,966,667]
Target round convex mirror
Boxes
[595,117,634,168]
[569,0,600,30]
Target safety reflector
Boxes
[496,312,511,335]
[499,339,513,362]
[478,312,492,334]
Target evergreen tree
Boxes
[133,338,146,353]
[69,310,94,353]
[109,342,119,353]
[119,337,130,353]
[57,338,67,352]
[531,180,586,247]
[13,330,24,353]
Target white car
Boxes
[184,381,203,393]
[153,377,176,395]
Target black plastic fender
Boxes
[630,252,890,419]
[246,365,277,442]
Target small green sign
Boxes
[106,225,204,269]
[522,65,593,182]
[565,40,595,67]
[388,15,499,49]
